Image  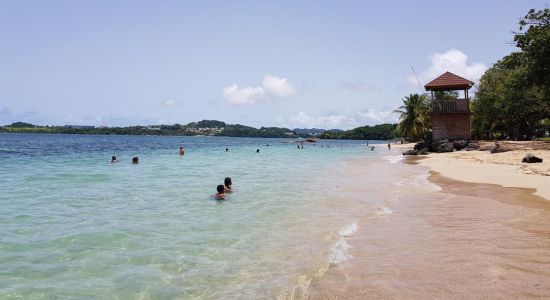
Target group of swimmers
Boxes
[215,177,232,200]
[110,155,139,164]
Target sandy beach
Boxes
[403,141,550,200]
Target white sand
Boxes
[416,149,550,200]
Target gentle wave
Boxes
[329,222,358,264]
[338,222,358,237]
[393,170,441,191]
[376,207,393,216]
[382,155,404,164]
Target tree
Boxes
[473,8,550,140]
[515,8,550,89]
[393,94,430,141]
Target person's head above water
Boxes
[256,149,260,153]
[224,177,232,188]
[111,155,117,162]
[132,156,139,164]
[215,184,225,200]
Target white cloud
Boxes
[286,109,399,129]
[162,99,178,107]
[223,84,265,105]
[262,75,296,98]
[408,49,488,86]
[222,75,295,105]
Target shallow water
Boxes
[0,134,388,299]
[2,133,549,299]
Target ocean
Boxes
[1,133,549,299]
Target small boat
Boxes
[305,137,318,143]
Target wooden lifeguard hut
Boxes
[425,71,474,140]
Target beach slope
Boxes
[416,141,550,200]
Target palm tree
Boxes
[393,93,431,141]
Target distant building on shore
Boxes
[425,72,474,140]
[64,125,95,129]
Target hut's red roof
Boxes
[424,71,474,91]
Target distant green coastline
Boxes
[0,120,399,140]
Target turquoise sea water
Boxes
[1,133,400,299]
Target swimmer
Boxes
[225,148,229,152]
[297,145,300,149]
[179,147,185,156]
[132,156,139,164]
[110,155,118,163]
[256,149,260,153]
[215,184,225,200]
[224,177,232,192]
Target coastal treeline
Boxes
[0,120,302,138]
[319,123,397,140]
[472,8,550,140]
[1,120,400,140]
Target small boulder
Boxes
[466,142,480,150]
[432,139,454,153]
[490,141,508,153]
[522,153,543,163]
[417,148,430,155]
[403,149,418,155]
[453,140,468,150]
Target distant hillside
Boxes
[0,120,300,138]
[1,120,399,140]
[292,128,342,136]
[320,123,398,140]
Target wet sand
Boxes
[306,157,550,299]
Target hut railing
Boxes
[431,98,469,113]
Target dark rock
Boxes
[522,153,543,163]
[453,140,468,150]
[490,141,508,154]
[403,149,418,155]
[414,141,427,150]
[466,142,480,150]
[432,139,454,153]
[417,148,429,155]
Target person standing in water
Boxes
[179,147,185,156]
[387,142,391,150]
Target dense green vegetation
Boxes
[319,123,397,140]
[0,120,299,138]
[393,94,430,141]
[472,8,550,140]
[1,120,399,140]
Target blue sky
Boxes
[0,0,547,129]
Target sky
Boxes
[0,0,548,129]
